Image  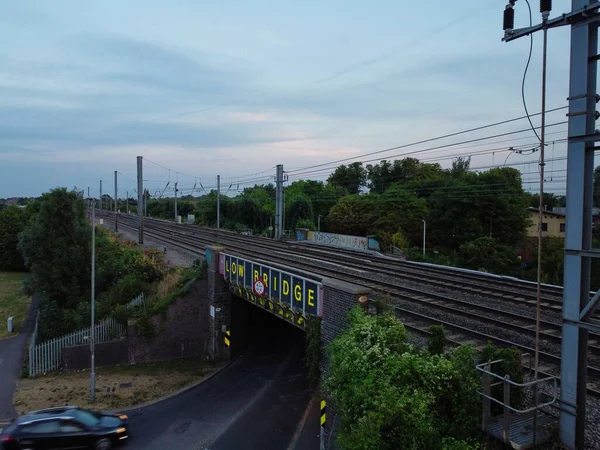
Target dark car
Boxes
[0,406,129,450]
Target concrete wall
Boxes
[296,229,380,252]
[61,339,128,372]
[128,279,210,364]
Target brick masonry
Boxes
[320,277,371,450]
[61,339,128,372]
[206,246,232,361]
[128,278,210,364]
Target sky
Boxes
[0,0,582,198]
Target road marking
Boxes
[286,395,317,450]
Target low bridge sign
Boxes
[219,253,323,328]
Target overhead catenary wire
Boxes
[286,106,567,174]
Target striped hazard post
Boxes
[320,400,326,427]
[224,330,230,347]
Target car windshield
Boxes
[74,410,100,427]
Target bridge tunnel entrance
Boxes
[229,294,306,360]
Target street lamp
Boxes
[486,215,493,238]
[90,202,96,402]
[422,219,426,257]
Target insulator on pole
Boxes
[540,0,552,15]
[503,4,515,32]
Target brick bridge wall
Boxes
[127,278,211,364]
[203,247,371,450]
[61,339,129,372]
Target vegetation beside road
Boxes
[0,272,31,339]
[13,358,224,413]
[16,188,170,341]
[324,307,525,450]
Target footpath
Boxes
[0,294,38,426]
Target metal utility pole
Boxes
[217,175,221,229]
[90,203,96,402]
[174,182,178,223]
[99,180,103,211]
[114,171,118,232]
[126,190,129,214]
[503,1,599,447]
[137,156,144,244]
[275,165,284,239]
[422,220,426,257]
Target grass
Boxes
[13,358,225,413]
[0,272,31,339]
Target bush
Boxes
[325,307,481,450]
[480,342,523,413]
[428,324,446,355]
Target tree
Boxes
[325,308,480,450]
[0,205,29,271]
[528,192,560,209]
[18,188,91,311]
[458,237,521,276]
[327,195,378,236]
[374,185,428,246]
[428,168,530,249]
[286,197,313,230]
[327,162,367,194]
[451,156,471,178]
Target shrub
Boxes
[325,307,481,450]
[428,324,446,355]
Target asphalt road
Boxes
[0,294,38,423]
[124,323,319,450]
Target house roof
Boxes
[528,207,565,217]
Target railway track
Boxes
[101,213,600,397]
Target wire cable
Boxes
[522,0,542,143]
[287,106,565,174]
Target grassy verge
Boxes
[0,272,31,339]
[13,358,225,414]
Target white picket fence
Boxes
[28,294,145,377]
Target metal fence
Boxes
[28,294,145,377]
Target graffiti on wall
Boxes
[310,232,368,251]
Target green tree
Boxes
[327,162,367,194]
[286,197,314,230]
[0,205,29,271]
[18,188,91,311]
[374,185,428,246]
[325,308,480,450]
[458,237,521,276]
[528,192,560,209]
[450,156,471,178]
[327,195,378,236]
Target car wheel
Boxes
[94,437,112,450]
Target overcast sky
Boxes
[0,0,577,198]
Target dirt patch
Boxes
[13,358,225,414]
[0,272,31,339]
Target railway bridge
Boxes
[95,212,600,448]
[205,246,370,447]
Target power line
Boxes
[287,120,567,180]
[286,106,567,175]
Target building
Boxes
[526,207,600,238]
[526,207,566,238]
